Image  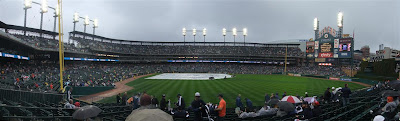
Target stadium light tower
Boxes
[203,28,206,45]
[243,28,247,46]
[182,28,186,45]
[313,17,319,40]
[53,4,60,32]
[193,28,196,46]
[337,12,343,38]
[222,28,226,46]
[39,0,48,37]
[84,15,90,33]
[93,19,98,35]
[232,28,237,46]
[23,0,32,36]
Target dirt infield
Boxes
[77,74,153,103]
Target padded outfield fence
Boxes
[0,88,64,104]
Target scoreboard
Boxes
[306,33,353,59]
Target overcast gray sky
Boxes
[0,0,399,52]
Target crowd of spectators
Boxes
[73,37,303,56]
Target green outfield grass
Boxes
[99,74,366,107]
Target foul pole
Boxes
[285,45,287,73]
[58,0,64,91]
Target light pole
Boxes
[313,17,319,40]
[39,0,48,38]
[52,4,60,39]
[243,28,247,46]
[23,0,32,36]
[92,19,98,40]
[182,28,186,45]
[337,12,343,38]
[203,28,206,45]
[84,15,89,33]
[193,28,196,46]
[222,28,226,46]
[232,28,237,46]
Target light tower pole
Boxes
[92,19,98,40]
[232,28,237,46]
[314,18,319,40]
[71,12,79,43]
[39,0,48,38]
[182,28,186,45]
[222,28,226,46]
[53,4,60,39]
[23,0,32,36]
[193,28,196,46]
[83,15,89,39]
[243,28,247,46]
[337,12,343,38]
[203,28,206,45]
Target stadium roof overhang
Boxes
[0,21,59,36]
[69,31,300,46]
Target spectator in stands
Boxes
[305,92,309,97]
[282,92,287,98]
[312,102,322,119]
[324,88,331,103]
[275,93,280,100]
[382,96,398,118]
[151,95,159,107]
[341,84,352,106]
[265,93,270,103]
[74,102,80,108]
[116,93,121,104]
[64,99,75,109]
[191,92,206,121]
[67,88,72,100]
[133,93,140,110]
[122,92,127,106]
[176,94,186,110]
[245,98,253,112]
[299,102,313,120]
[214,94,226,121]
[160,94,168,111]
[236,94,243,109]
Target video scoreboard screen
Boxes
[306,33,353,59]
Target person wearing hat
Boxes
[214,94,226,121]
[176,94,186,110]
[191,92,206,121]
[160,94,168,111]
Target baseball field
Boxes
[99,74,367,107]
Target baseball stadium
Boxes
[0,0,399,121]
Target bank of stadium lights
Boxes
[337,12,343,27]
[203,28,207,44]
[243,28,247,45]
[193,28,196,45]
[182,28,186,45]
[313,18,318,31]
[23,0,59,37]
[232,28,237,46]
[84,15,90,33]
[313,17,319,40]
[222,28,227,46]
[337,11,344,38]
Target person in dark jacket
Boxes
[160,94,168,111]
[341,84,352,106]
[133,93,140,109]
[245,98,253,111]
[151,95,159,107]
[121,92,127,105]
[236,94,243,108]
[176,94,186,110]
[312,102,322,120]
[191,92,206,121]
[116,93,121,104]
[324,88,331,103]
[265,93,270,103]
[282,92,287,98]
[299,103,313,120]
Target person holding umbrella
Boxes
[191,92,206,121]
